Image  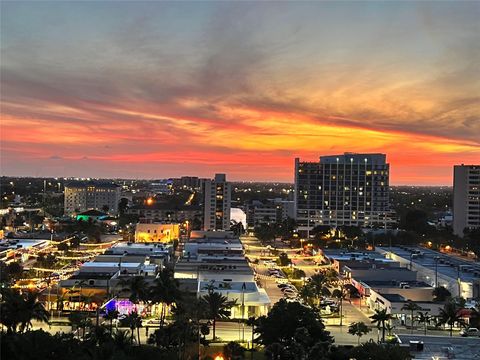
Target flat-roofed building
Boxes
[64,181,120,216]
[203,174,231,231]
[358,280,434,302]
[59,242,171,304]
[134,223,180,243]
[294,153,394,233]
[175,231,270,317]
[453,165,480,236]
[376,246,480,299]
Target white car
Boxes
[460,328,480,337]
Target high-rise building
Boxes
[453,165,480,237]
[203,174,231,231]
[64,181,121,216]
[294,153,392,233]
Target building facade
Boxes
[453,165,480,237]
[134,223,180,243]
[64,181,121,216]
[245,199,295,228]
[174,231,270,318]
[294,153,392,232]
[203,174,231,231]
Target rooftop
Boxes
[364,280,432,288]
[380,293,406,302]
[65,180,120,189]
[377,246,480,282]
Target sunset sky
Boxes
[1,1,479,185]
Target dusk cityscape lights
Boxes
[1,1,479,360]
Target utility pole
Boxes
[434,256,440,288]
[241,282,246,343]
[457,265,461,298]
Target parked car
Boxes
[460,328,480,337]
[280,287,297,292]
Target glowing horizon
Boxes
[1,2,479,185]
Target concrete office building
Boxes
[453,165,480,236]
[64,181,121,216]
[203,174,231,231]
[294,153,393,233]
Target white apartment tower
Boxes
[64,181,121,216]
[294,153,393,233]
[203,174,231,231]
[453,165,480,237]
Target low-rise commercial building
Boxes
[59,242,172,309]
[134,223,180,243]
[175,231,270,318]
[376,246,480,299]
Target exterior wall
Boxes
[349,268,417,282]
[295,153,393,231]
[453,165,480,236]
[367,290,443,316]
[126,207,202,222]
[370,287,434,302]
[246,200,294,227]
[135,223,180,243]
[64,182,120,215]
[203,174,231,231]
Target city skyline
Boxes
[1,1,479,185]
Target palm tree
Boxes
[86,324,112,345]
[120,276,149,304]
[73,280,87,309]
[310,273,333,305]
[370,309,393,343]
[348,322,371,344]
[103,309,119,333]
[149,269,181,327]
[437,300,465,336]
[332,286,348,326]
[201,292,236,340]
[401,301,421,334]
[416,311,431,335]
[68,312,92,340]
[246,316,256,351]
[113,329,133,351]
[21,291,50,332]
[0,289,49,333]
[299,283,315,306]
[120,311,142,344]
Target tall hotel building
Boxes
[453,165,480,237]
[64,181,121,216]
[294,153,392,233]
[203,174,231,231]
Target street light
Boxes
[434,256,440,288]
